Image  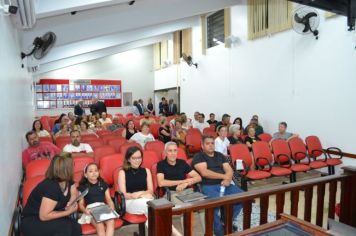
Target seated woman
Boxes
[245,126,261,151]
[228,124,244,145]
[21,153,81,236]
[170,118,187,149]
[32,119,50,137]
[95,120,103,131]
[88,115,96,130]
[159,116,171,143]
[129,123,155,148]
[233,117,244,134]
[54,124,70,140]
[118,146,182,236]
[122,120,137,140]
[214,125,230,156]
[80,120,98,137]
[180,113,191,130]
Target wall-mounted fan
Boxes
[293,6,320,40]
[182,53,198,68]
[21,32,56,60]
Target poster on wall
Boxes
[35,79,122,109]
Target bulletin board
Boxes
[35,79,122,109]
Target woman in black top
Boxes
[21,153,81,236]
[146,98,155,115]
[122,120,137,140]
[159,116,171,143]
[118,147,154,225]
[233,117,244,133]
[228,124,244,145]
[245,126,261,151]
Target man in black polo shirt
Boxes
[157,141,201,202]
[192,135,244,236]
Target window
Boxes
[206,9,225,48]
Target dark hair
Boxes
[222,114,230,120]
[202,135,214,144]
[79,162,106,187]
[80,120,89,129]
[216,125,227,132]
[209,113,215,116]
[74,116,82,126]
[45,152,73,182]
[55,113,66,124]
[233,117,243,127]
[141,122,150,129]
[161,97,166,101]
[200,113,205,118]
[32,120,43,131]
[125,120,137,132]
[70,129,80,136]
[25,130,37,141]
[123,146,143,171]
[279,122,287,128]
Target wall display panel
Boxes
[36,79,122,109]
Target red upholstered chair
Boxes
[112,128,125,136]
[96,130,111,137]
[81,134,99,142]
[149,123,160,139]
[126,112,134,117]
[185,130,202,157]
[142,151,160,169]
[203,126,215,134]
[26,159,51,179]
[120,142,143,155]
[150,163,160,197]
[230,144,271,190]
[22,175,45,207]
[133,120,141,131]
[39,136,53,143]
[271,139,310,182]
[305,136,342,175]
[289,137,327,172]
[101,135,121,144]
[258,133,272,143]
[85,139,104,149]
[116,113,124,117]
[73,156,94,173]
[112,168,146,236]
[252,141,292,179]
[55,136,71,144]
[107,114,113,120]
[93,145,116,164]
[202,129,217,139]
[144,141,165,159]
[108,138,128,153]
[48,117,57,130]
[100,154,124,197]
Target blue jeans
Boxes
[201,184,244,236]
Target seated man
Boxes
[272,122,298,141]
[193,113,210,133]
[216,114,231,131]
[244,117,264,136]
[192,135,244,236]
[108,116,124,132]
[22,131,61,168]
[139,111,156,126]
[63,130,94,157]
[207,113,218,126]
[98,112,112,125]
[157,142,201,202]
[52,115,70,135]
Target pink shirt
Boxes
[22,141,61,167]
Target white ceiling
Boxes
[19,0,241,74]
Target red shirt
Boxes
[22,141,61,167]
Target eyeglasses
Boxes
[131,157,142,161]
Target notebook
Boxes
[176,192,207,203]
[90,204,120,223]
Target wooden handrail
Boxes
[148,166,356,236]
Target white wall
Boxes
[0,16,34,235]
[156,4,356,154]
[36,45,154,117]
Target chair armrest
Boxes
[326,147,343,159]
[13,205,22,236]
[163,187,171,201]
[255,157,272,171]
[114,191,126,217]
[276,154,292,168]
[236,160,250,177]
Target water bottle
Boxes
[220,185,225,197]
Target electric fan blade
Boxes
[304,12,317,21]
[294,13,303,24]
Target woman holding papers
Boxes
[21,153,81,236]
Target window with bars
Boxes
[207,9,225,48]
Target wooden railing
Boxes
[147,166,356,236]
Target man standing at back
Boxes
[167,99,178,116]
[192,135,244,236]
[74,100,85,117]
[90,98,107,116]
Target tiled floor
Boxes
[88,170,340,235]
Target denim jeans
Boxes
[201,184,244,236]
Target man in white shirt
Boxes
[193,113,210,133]
[98,112,112,125]
[191,111,200,127]
[63,130,94,157]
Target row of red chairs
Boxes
[229,136,342,190]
